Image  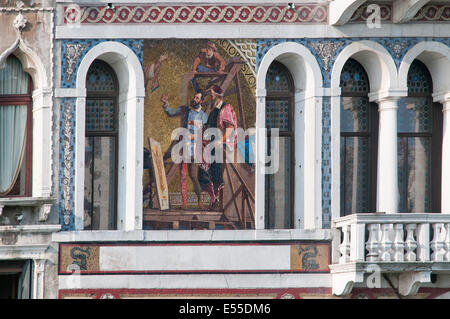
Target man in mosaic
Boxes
[198,85,237,210]
[161,90,208,210]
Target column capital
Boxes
[256,88,266,98]
[433,91,450,104]
[368,89,408,103]
[377,97,401,111]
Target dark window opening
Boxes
[340,58,378,216]
[84,60,119,230]
[398,59,442,213]
[0,55,33,197]
[264,61,295,229]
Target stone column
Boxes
[376,97,400,214]
[442,98,450,213]
[32,259,46,299]
[255,92,266,229]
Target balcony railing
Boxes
[330,213,450,296]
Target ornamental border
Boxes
[64,4,328,25]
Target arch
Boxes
[331,40,398,99]
[14,42,48,91]
[257,42,323,97]
[256,42,324,230]
[76,41,144,97]
[0,38,48,90]
[0,38,52,198]
[74,41,145,231]
[399,41,450,102]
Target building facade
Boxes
[1,0,450,299]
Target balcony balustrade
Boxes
[330,213,450,296]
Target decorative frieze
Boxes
[64,43,89,84]
[322,97,331,229]
[349,3,392,23]
[59,98,75,230]
[412,4,450,22]
[64,4,328,24]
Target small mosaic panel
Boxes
[340,59,369,93]
[266,100,289,130]
[407,60,432,95]
[86,99,115,131]
[59,244,100,273]
[290,244,330,271]
[265,62,291,93]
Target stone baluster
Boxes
[416,223,430,261]
[366,224,380,262]
[393,223,405,262]
[445,223,450,262]
[339,225,351,264]
[380,224,393,261]
[405,224,418,261]
[431,223,446,262]
[350,223,366,262]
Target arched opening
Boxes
[340,58,378,216]
[74,41,145,231]
[84,60,119,230]
[264,61,295,229]
[0,55,32,197]
[398,60,442,213]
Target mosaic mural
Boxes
[142,39,256,230]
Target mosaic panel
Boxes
[59,98,76,230]
[322,97,331,229]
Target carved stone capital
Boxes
[13,13,28,32]
[38,204,52,222]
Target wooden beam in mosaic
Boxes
[412,4,450,22]
[64,4,328,24]
[214,39,257,91]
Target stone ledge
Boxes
[52,228,332,243]
[0,197,56,222]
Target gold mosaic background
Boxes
[142,39,256,193]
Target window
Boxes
[0,260,31,299]
[84,60,119,230]
[340,59,378,215]
[397,60,442,213]
[0,55,32,197]
[265,61,294,228]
